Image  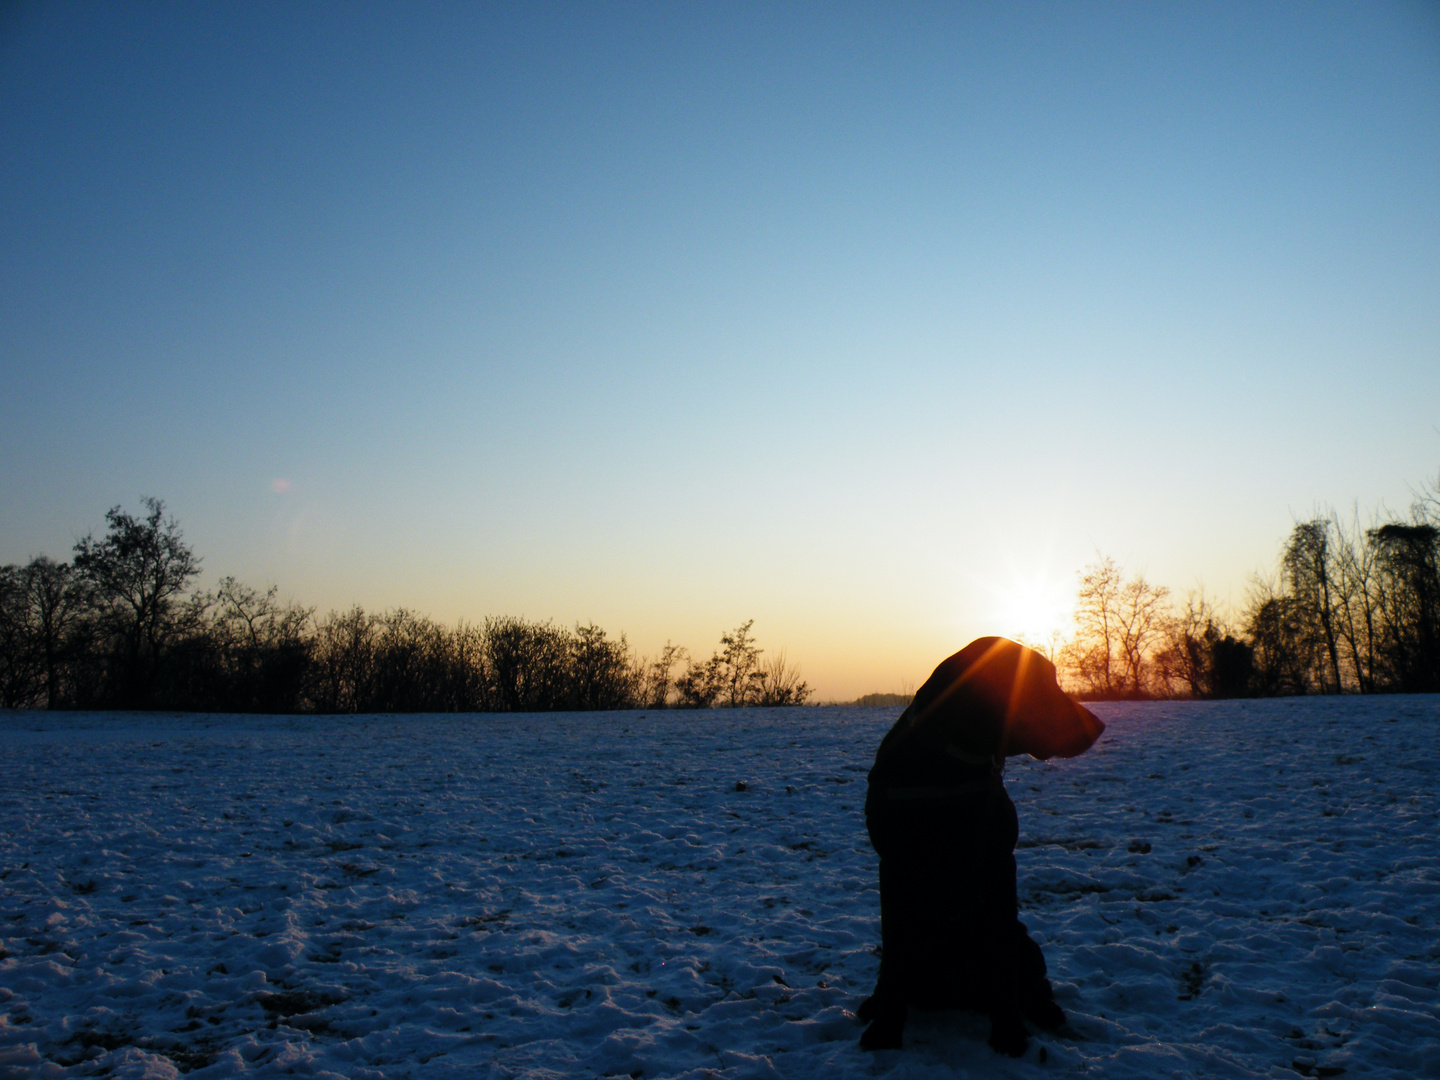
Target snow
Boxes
[2,698,1438,1079]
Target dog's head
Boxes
[909,637,1104,761]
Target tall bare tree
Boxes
[1330,508,1382,693]
[310,606,377,713]
[1062,557,1168,697]
[72,498,201,707]
[1282,519,1344,693]
[1154,590,1214,698]
[22,557,92,709]
[0,565,37,708]
[1114,573,1170,696]
[1244,575,1312,696]
[1369,520,1440,692]
[1063,557,1124,696]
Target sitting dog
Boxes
[858,637,1104,1056]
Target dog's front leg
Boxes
[859,856,910,1050]
[858,994,907,1051]
[980,841,1031,1056]
[987,1008,1030,1057]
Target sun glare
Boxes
[994,577,1073,647]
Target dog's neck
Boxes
[945,744,1005,775]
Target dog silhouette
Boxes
[859,637,1104,1055]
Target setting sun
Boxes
[993,577,1075,648]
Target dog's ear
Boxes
[999,647,1105,760]
[1005,695,1105,760]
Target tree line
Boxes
[0,499,811,712]
[1048,477,1440,699]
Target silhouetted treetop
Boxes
[1,499,812,713]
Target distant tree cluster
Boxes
[850,692,914,708]
[0,499,811,713]
[1046,476,1440,699]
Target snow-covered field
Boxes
[1,698,1438,1079]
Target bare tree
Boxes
[754,649,812,706]
[208,577,313,711]
[1368,520,1440,692]
[643,641,687,708]
[10,496,830,714]
[569,622,640,710]
[718,619,763,707]
[22,557,92,709]
[483,616,571,711]
[1282,519,1344,693]
[310,606,377,713]
[1243,575,1312,696]
[1154,590,1215,698]
[675,651,724,708]
[0,565,37,708]
[1061,557,1168,697]
[447,621,492,711]
[1417,469,1440,522]
[1114,573,1169,696]
[1153,590,1254,699]
[371,608,451,712]
[72,498,202,708]
[1330,508,1382,693]
[1062,557,1124,696]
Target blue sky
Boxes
[3,2,1438,697]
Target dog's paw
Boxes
[1027,996,1066,1031]
[988,1013,1030,1058]
[860,1014,905,1051]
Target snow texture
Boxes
[2,698,1438,1079]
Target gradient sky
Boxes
[3,2,1438,699]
